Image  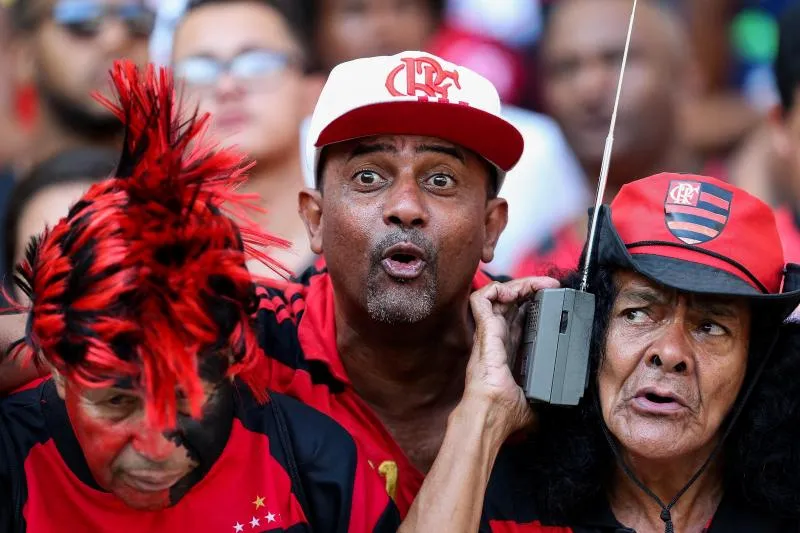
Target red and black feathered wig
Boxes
[7,60,290,430]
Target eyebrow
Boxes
[618,288,668,306]
[415,144,466,163]
[347,143,398,161]
[688,297,741,319]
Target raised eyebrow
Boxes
[346,143,398,162]
[415,144,466,163]
[690,299,741,319]
[617,288,668,306]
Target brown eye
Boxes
[426,174,454,189]
[357,171,379,185]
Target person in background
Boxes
[4,147,118,289]
[171,0,323,278]
[304,0,589,274]
[0,4,27,299]
[0,146,118,394]
[8,0,153,165]
[766,2,800,264]
[514,0,703,277]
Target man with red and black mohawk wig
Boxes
[0,59,400,532]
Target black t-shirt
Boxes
[479,447,797,532]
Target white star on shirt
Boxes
[233,523,244,533]
[250,517,261,528]
[265,512,277,523]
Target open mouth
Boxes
[381,243,427,280]
[632,388,687,414]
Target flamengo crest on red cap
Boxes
[665,180,733,245]
[384,56,470,105]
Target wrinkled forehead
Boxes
[612,269,750,315]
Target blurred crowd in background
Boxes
[2,0,800,290]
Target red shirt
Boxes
[0,381,399,532]
[254,267,499,516]
[513,224,584,278]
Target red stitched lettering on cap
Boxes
[384,56,469,105]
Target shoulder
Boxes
[235,389,358,463]
[0,382,51,452]
[268,392,358,465]
[0,381,52,531]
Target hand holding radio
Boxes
[464,277,560,439]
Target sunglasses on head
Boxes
[52,0,156,38]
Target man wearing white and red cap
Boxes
[414,173,800,531]
[244,50,563,517]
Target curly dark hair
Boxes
[516,267,800,521]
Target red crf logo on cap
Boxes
[385,56,468,104]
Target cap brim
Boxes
[315,101,524,172]
[595,207,800,319]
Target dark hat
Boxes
[595,173,800,318]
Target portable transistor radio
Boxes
[514,0,639,406]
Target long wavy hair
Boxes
[517,267,800,521]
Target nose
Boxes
[131,426,180,463]
[645,311,694,375]
[214,72,246,101]
[383,175,427,229]
[97,19,131,54]
[574,60,613,109]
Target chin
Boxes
[615,422,697,461]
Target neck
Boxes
[609,450,723,532]
[32,108,120,164]
[240,154,311,276]
[336,295,474,418]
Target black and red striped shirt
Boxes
[0,380,399,532]
[253,266,501,516]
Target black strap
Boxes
[269,396,313,519]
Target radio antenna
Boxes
[579,0,638,292]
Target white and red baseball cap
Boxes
[306,51,524,188]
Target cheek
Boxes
[324,199,376,252]
[698,354,747,421]
[64,392,130,488]
[598,325,643,410]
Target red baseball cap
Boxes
[595,173,800,315]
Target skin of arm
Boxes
[399,277,559,532]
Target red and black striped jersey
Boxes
[253,266,503,516]
[0,380,400,533]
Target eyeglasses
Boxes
[52,1,156,39]
[173,50,299,91]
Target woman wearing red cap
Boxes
[401,173,800,532]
